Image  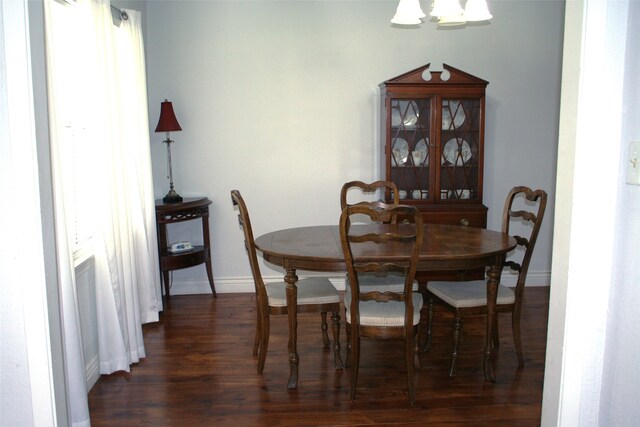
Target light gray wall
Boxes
[144,0,564,293]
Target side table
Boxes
[155,197,217,298]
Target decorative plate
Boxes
[392,138,409,166]
[442,100,466,130]
[412,139,429,166]
[442,139,472,166]
[392,100,419,127]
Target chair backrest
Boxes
[501,186,547,297]
[339,204,423,323]
[340,180,400,224]
[230,190,266,299]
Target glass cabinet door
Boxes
[439,98,481,202]
[389,98,432,202]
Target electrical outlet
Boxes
[626,141,640,186]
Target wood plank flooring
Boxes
[88,287,549,426]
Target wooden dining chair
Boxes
[340,180,420,369]
[230,190,343,373]
[425,186,547,376]
[339,204,424,404]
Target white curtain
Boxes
[89,1,163,374]
[43,0,161,425]
[43,3,92,426]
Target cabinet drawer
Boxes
[419,205,487,228]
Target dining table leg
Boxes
[484,263,501,382]
[285,267,299,389]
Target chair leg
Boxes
[423,297,435,351]
[253,305,261,356]
[349,333,360,402]
[512,307,524,367]
[492,315,500,348]
[406,327,416,405]
[331,309,344,369]
[449,316,463,377]
[320,312,330,348]
[257,312,270,374]
[413,325,421,370]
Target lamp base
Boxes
[163,189,183,203]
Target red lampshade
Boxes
[155,99,182,133]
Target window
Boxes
[48,0,97,261]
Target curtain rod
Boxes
[111,4,128,21]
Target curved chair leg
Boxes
[331,310,344,369]
[512,306,524,367]
[349,333,360,402]
[320,312,330,348]
[257,313,270,374]
[492,315,500,348]
[406,326,416,405]
[423,297,435,351]
[253,305,261,356]
[449,317,463,377]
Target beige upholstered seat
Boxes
[265,277,341,307]
[348,271,418,293]
[231,190,343,374]
[340,204,424,404]
[344,291,423,327]
[425,186,547,376]
[427,281,516,308]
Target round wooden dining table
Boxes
[254,223,516,389]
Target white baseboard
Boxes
[164,271,551,295]
[498,270,550,287]
[85,353,100,390]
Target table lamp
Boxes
[155,99,183,203]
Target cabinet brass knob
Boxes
[460,218,470,226]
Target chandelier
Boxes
[392,0,492,27]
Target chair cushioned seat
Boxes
[427,280,515,308]
[344,291,423,327]
[346,272,418,293]
[266,277,340,307]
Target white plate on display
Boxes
[442,100,466,130]
[442,139,472,166]
[392,100,419,127]
[412,138,429,166]
[392,138,409,166]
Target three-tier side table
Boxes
[155,197,217,298]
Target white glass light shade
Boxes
[391,0,425,25]
[438,14,467,26]
[414,0,427,18]
[430,0,464,18]
[463,0,493,21]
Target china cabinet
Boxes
[380,63,488,228]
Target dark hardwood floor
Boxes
[88,287,549,426]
